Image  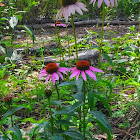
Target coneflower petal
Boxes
[104,0,110,7]
[74,4,83,15]
[52,73,59,80]
[81,71,87,81]
[98,0,103,7]
[56,8,63,20]
[59,67,69,71]
[85,70,97,81]
[46,74,50,82]
[110,0,114,7]
[52,75,55,85]
[58,72,64,80]
[39,72,47,78]
[90,0,96,5]
[89,66,103,73]
[76,70,80,80]
[64,8,69,22]
[58,69,67,75]
[69,70,80,79]
[40,69,46,73]
[76,2,88,11]
[69,5,75,15]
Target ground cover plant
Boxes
[0,0,140,140]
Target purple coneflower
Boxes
[90,0,117,7]
[69,60,103,81]
[39,63,69,85]
[51,21,66,27]
[56,0,88,22]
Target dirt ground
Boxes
[14,24,139,48]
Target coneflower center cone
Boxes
[60,0,77,6]
[46,63,58,74]
[76,60,90,71]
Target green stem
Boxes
[9,105,14,127]
[78,107,82,132]
[0,125,10,140]
[55,25,64,61]
[55,83,62,130]
[66,23,71,58]
[83,80,86,137]
[55,83,60,101]
[71,14,78,62]
[48,97,53,135]
[98,2,105,68]
[11,29,14,50]
[40,43,44,65]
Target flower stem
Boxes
[55,83,60,101]
[55,83,62,130]
[0,125,10,140]
[9,105,14,127]
[83,80,86,137]
[98,2,105,68]
[78,107,82,132]
[71,14,78,62]
[55,25,64,61]
[48,97,53,135]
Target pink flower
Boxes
[90,0,117,7]
[69,60,103,81]
[0,3,4,6]
[39,63,69,85]
[56,0,88,22]
[51,21,66,27]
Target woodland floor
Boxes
[3,24,140,140]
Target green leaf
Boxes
[52,100,62,105]
[94,119,112,140]
[88,90,94,111]
[58,81,75,87]
[51,135,64,140]
[17,25,36,44]
[73,91,84,102]
[56,120,75,126]
[16,15,22,22]
[90,111,112,133]
[67,101,83,113]
[117,59,128,64]
[75,78,83,92]
[102,53,113,66]
[10,126,22,140]
[53,102,83,116]
[0,135,8,140]
[94,94,112,116]
[63,129,84,140]
[1,106,25,124]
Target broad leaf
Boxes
[90,111,112,133]
[10,126,22,140]
[88,90,94,111]
[94,94,112,116]
[102,53,113,66]
[63,129,84,140]
[73,91,84,102]
[17,25,36,44]
[1,106,25,124]
[58,81,75,87]
[56,120,75,126]
[75,78,83,92]
[0,135,8,140]
[51,135,64,140]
